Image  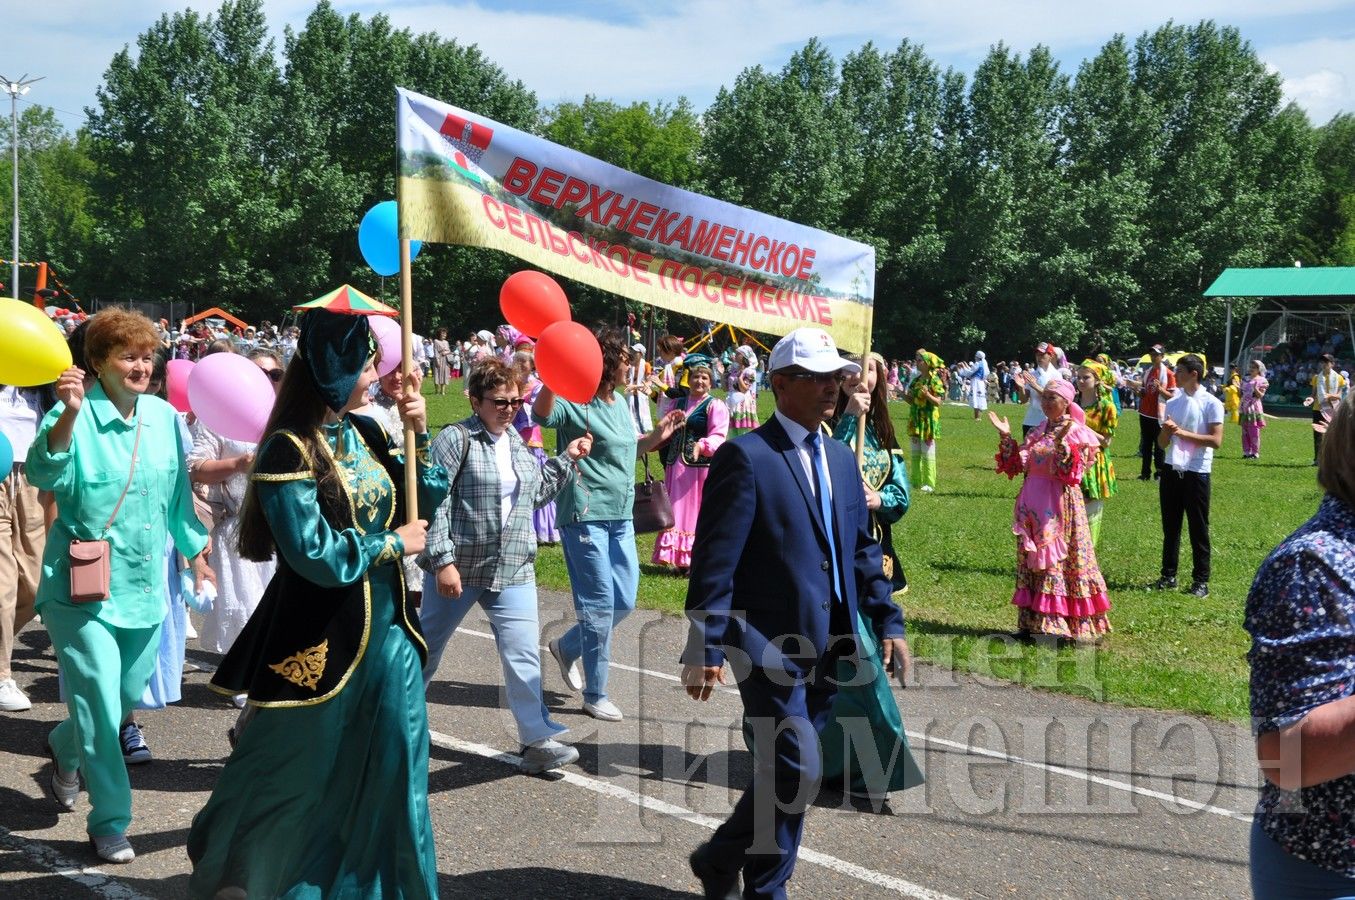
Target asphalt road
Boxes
[1,590,1256,899]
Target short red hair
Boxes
[85,308,160,371]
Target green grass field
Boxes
[422,384,1323,720]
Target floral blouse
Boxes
[1240,376,1268,424]
[906,373,944,442]
[994,422,1097,484]
[1245,494,1355,877]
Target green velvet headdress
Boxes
[298,310,378,413]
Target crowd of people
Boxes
[3,301,1355,897]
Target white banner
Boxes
[396,87,875,347]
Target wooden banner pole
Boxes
[399,236,418,522]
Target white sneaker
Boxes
[583,699,623,722]
[920,485,934,493]
[0,678,31,712]
[548,639,583,693]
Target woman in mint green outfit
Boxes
[28,308,212,865]
[823,352,923,800]
[187,310,446,899]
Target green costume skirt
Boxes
[187,578,437,899]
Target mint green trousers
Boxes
[42,601,161,837]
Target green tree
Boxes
[1129,21,1318,348]
[0,106,95,291]
[701,39,856,230]
[542,96,701,188]
[1309,113,1355,265]
[278,1,538,333]
[940,43,1071,355]
[85,0,286,313]
[837,41,947,356]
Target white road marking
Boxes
[0,827,153,900]
[428,730,963,900]
[915,731,1253,822]
[455,626,1253,823]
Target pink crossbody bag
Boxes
[69,418,143,602]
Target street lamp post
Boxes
[0,74,44,300]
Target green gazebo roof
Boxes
[1203,267,1355,298]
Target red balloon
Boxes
[535,321,602,404]
[499,271,570,338]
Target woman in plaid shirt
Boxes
[419,358,592,775]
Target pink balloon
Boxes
[187,352,274,443]
[369,315,403,377]
[166,359,194,413]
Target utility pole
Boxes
[0,74,44,300]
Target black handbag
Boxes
[632,454,674,533]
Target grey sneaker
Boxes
[49,743,79,811]
[0,678,31,711]
[519,739,579,775]
[1186,582,1210,598]
[548,638,583,693]
[90,832,135,864]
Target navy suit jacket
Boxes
[682,415,906,673]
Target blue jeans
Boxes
[1252,820,1355,899]
[419,575,565,747]
[556,520,639,704]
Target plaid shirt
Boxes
[420,415,573,590]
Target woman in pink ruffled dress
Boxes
[511,348,562,545]
[652,353,728,574]
[989,378,1111,643]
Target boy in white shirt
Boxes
[1153,354,1224,598]
[1019,341,1060,438]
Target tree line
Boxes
[3,0,1352,360]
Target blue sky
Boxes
[7,0,1354,131]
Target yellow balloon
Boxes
[0,297,74,386]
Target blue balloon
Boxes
[358,200,422,277]
[0,432,11,476]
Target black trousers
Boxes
[1159,468,1211,584]
[1314,409,1325,462]
[1138,415,1165,478]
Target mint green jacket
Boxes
[28,383,208,628]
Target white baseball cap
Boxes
[631,342,646,355]
[768,327,861,375]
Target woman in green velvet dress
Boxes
[822,352,923,800]
[187,310,447,899]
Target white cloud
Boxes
[1261,37,1355,126]
[8,0,1355,125]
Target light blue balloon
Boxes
[358,200,422,277]
[0,431,11,476]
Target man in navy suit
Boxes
[681,327,910,899]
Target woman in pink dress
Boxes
[652,353,728,574]
[1240,360,1269,459]
[511,348,562,545]
[989,378,1110,643]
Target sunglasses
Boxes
[260,368,284,383]
[481,397,524,410]
[781,370,848,386]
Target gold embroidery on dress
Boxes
[268,640,328,690]
[331,428,396,532]
[375,533,401,564]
